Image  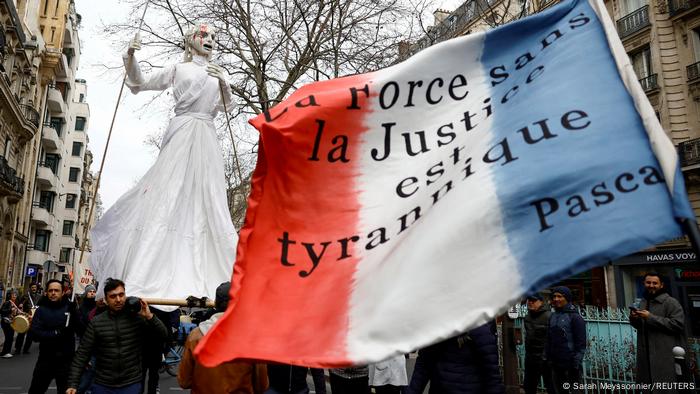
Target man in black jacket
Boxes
[27,279,78,394]
[523,292,553,394]
[66,278,168,394]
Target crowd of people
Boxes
[0,271,690,393]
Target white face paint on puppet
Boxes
[187,23,216,59]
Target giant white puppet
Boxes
[89,23,237,308]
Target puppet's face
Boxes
[189,24,216,57]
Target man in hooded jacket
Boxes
[545,286,586,394]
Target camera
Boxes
[125,296,142,315]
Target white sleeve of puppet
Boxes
[122,54,175,94]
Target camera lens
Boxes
[125,296,142,315]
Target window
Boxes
[35,230,50,252]
[692,28,700,62]
[44,153,60,174]
[630,47,651,79]
[75,117,86,131]
[622,0,647,15]
[69,167,80,182]
[59,247,71,263]
[50,117,63,136]
[72,142,82,157]
[65,193,77,209]
[79,93,85,103]
[3,138,10,158]
[39,191,55,212]
[62,220,74,236]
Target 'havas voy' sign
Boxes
[196,0,694,368]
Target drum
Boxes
[11,315,29,333]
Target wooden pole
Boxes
[142,297,215,308]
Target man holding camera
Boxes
[66,278,168,394]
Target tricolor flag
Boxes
[197,0,695,367]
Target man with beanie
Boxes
[27,279,78,394]
[545,286,586,394]
[523,292,553,394]
[76,284,97,338]
[630,272,686,391]
[178,282,268,393]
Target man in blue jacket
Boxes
[27,279,78,394]
[405,322,504,394]
[545,286,587,394]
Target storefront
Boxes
[612,249,700,337]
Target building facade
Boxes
[402,0,700,334]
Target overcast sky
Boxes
[73,0,463,211]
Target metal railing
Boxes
[616,6,650,39]
[0,155,23,196]
[679,137,700,167]
[19,104,39,128]
[688,61,700,81]
[638,73,658,92]
[669,0,700,15]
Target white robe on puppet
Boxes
[89,54,237,309]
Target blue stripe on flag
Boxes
[480,0,694,293]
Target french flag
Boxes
[196,0,694,367]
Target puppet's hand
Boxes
[127,33,142,56]
[207,64,228,86]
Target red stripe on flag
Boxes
[196,74,373,367]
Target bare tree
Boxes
[103,0,412,224]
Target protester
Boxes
[1,289,20,358]
[545,286,586,394]
[66,278,168,394]
[141,308,169,394]
[405,322,504,394]
[178,282,268,393]
[368,354,408,394]
[630,272,686,389]
[27,279,78,394]
[329,366,370,394]
[76,284,98,394]
[264,364,326,394]
[523,292,553,394]
[15,283,42,354]
[76,285,96,337]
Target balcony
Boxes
[679,137,700,168]
[639,73,658,92]
[20,104,39,129]
[688,61,700,81]
[669,0,700,15]
[47,87,65,113]
[27,249,50,265]
[617,6,650,39]
[36,164,57,188]
[31,202,53,226]
[41,123,62,151]
[0,155,23,202]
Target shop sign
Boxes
[675,269,700,280]
[613,250,697,266]
[26,266,37,277]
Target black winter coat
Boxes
[545,304,586,369]
[406,323,504,394]
[524,307,550,359]
[29,296,77,360]
[267,364,311,393]
[67,309,168,388]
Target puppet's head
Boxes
[184,22,216,62]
